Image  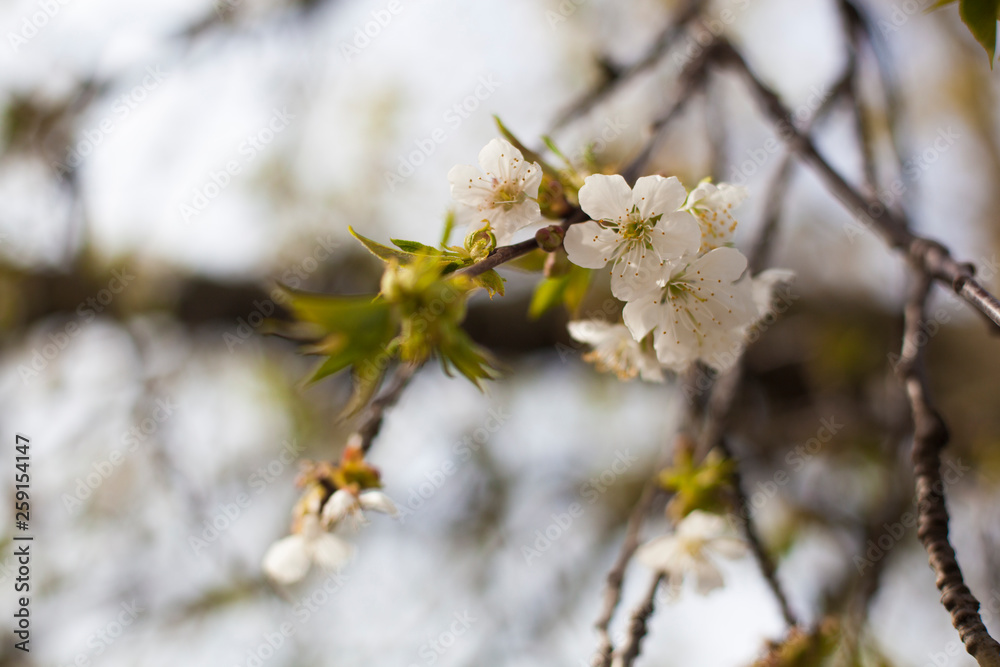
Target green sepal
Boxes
[474,269,506,298]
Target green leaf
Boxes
[562,264,592,316]
[390,238,441,255]
[350,227,414,262]
[438,326,501,389]
[528,275,567,320]
[527,264,591,319]
[473,269,505,298]
[338,362,388,420]
[959,0,1000,65]
[284,289,397,383]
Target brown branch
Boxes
[592,443,675,666]
[714,40,1000,331]
[551,0,703,130]
[614,573,665,667]
[897,270,1000,667]
[354,362,419,455]
[719,437,798,628]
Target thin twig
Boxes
[614,573,665,667]
[715,40,1000,330]
[551,0,703,130]
[592,442,676,667]
[896,270,1000,667]
[719,438,798,628]
[355,363,419,454]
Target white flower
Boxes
[447,138,543,244]
[321,488,397,529]
[563,174,701,301]
[567,320,663,383]
[622,247,756,372]
[262,514,354,584]
[750,268,795,321]
[683,180,748,253]
[636,510,747,596]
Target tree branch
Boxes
[354,362,419,455]
[897,270,1000,667]
[714,40,1000,330]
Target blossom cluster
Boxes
[262,440,397,584]
[447,136,792,380]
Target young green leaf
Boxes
[959,0,1000,65]
[350,227,415,262]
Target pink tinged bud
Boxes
[535,225,565,253]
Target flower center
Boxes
[492,181,526,209]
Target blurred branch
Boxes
[550,0,703,131]
[716,40,1000,331]
[897,270,1000,667]
[354,363,419,455]
[614,573,665,667]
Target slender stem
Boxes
[715,40,1000,331]
[355,363,419,455]
[614,573,665,667]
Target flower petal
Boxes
[649,211,701,262]
[477,138,522,180]
[635,535,684,576]
[692,558,725,595]
[567,319,616,346]
[578,174,632,223]
[262,535,311,584]
[359,490,398,516]
[310,533,355,571]
[321,489,358,526]
[448,164,494,208]
[564,221,619,269]
[709,537,748,560]
[632,175,686,220]
[623,296,663,341]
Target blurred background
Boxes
[1,0,999,665]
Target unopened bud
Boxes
[465,224,496,262]
[535,225,565,253]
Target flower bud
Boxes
[535,225,565,253]
[464,223,496,261]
